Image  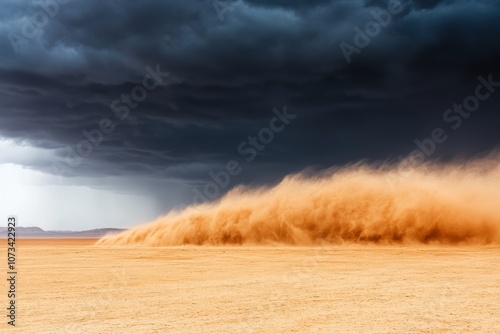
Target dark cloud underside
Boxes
[0,0,499,184]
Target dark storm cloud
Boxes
[0,0,499,185]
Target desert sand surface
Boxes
[1,239,499,334]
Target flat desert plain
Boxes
[1,239,499,333]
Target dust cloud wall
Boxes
[97,157,500,246]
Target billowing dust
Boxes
[97,157,500,246]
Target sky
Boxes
[0,0,499,230]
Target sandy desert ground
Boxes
[0,239,499,334]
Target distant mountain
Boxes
[0,226,126,238]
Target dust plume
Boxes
[97,157,500,246]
